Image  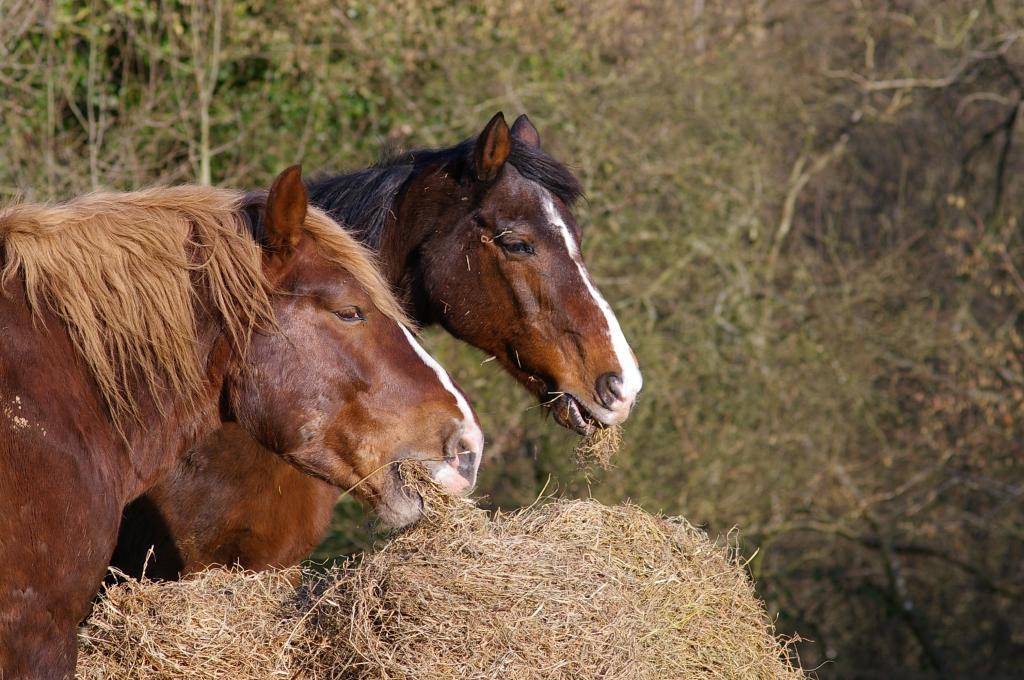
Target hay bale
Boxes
[79,468,802,679]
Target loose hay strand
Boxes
[574,424,623,469]
[79,467,804,680]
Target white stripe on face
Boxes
[399,326,484,453]
[540,192,643,404]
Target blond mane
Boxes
[0,184,409,424]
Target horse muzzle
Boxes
[423,419,484,495]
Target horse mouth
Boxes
[548,393,599,436]
[373,465,427,529]
[516,360,600,436]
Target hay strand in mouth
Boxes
[573,423,623,469]
[395,458,482,523]
[78,465,803,680]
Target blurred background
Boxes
[3,1,1023,677]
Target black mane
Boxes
[307,138,584,249]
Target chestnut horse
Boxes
[0,167,481,678]
[112,112,642,578]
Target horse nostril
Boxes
[444,424,482,483]
[596,372,624,409]
[455,450,479,485]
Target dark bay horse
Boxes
[112,112,642,577]
[0,167,481,678]
[312,112,643,429]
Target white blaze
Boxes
[541,192,643,403]
[400,326,484,454]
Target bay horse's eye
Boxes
[500,239,536,256]
[333,306,366,323]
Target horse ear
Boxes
[474,112,511,182]
[511,114,541,148]
[263,165,306,254]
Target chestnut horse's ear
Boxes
[262,164,307,254]
[474,112,511,182]
[510,114,541,148]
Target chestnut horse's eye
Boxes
[333,306,365,323]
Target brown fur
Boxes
[0,170,473,679]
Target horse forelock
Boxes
[0,185,275,424]
[504,139,584,208]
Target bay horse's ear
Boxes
[474,112,511,182]
[263,164,306,254]
[510,114,541,148]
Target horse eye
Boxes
[333,306,365,323]
[501,239,535,255]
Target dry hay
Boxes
[79,569,303,678]
[78,464,803,679]
[573,423,623,469]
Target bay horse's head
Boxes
[232,167,483,527]
[405,113,642,435]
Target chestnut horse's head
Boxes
[230,167,483,527]
[397,114,642,435]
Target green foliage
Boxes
[3,1,1024,676]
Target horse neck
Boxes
[116,320,231,500]
[372,163,457,327]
